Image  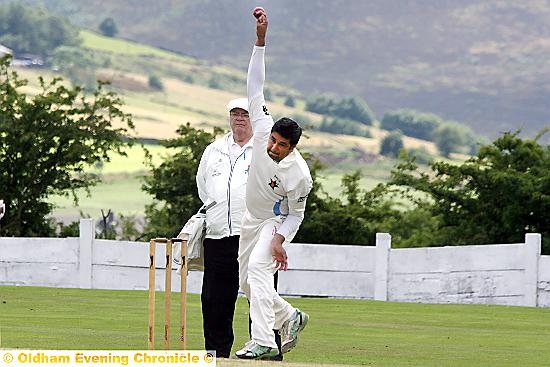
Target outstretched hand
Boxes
[271,233,288,271]
[253,7,268,46]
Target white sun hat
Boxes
[227,97,249,112]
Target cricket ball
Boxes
[253,7,264,19]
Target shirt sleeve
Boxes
[196,145,210,204]
[276,175,313,240]
[247,45,273,138]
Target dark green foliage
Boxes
[407,147,433,165]
[0,3,80,59]
[148,74,164,91]
[99,17,118,37]
[0,57,134,236]
[380,109,441,141]
[306,95,375,125]
[433,122,469,157]
[318,116,372,138]
[380,131,404,157]
[305,94,334,115]
[389,131,550,253]
[284,95,296,107]
[295,169,401,246]
[142,123,223,238]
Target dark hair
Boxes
[272,117,302,146]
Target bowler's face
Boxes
[267,132,294,162]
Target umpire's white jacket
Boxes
[196,133,252,239]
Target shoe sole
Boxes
[235,347,279,360]
[281,312,309,353]
[236,351,279,360]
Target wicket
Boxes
[148,237,187,350]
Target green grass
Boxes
[46,143,394,220]
[1,286,550,366]
[50,175,152,218]
[80,30,196,62]
[48,144,173,218]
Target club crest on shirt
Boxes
[262,105,270,115]
[268,178,279,190]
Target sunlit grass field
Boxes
[80,30,197,61]
[47,142,393,221]
[2,286,550,366]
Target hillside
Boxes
[13,30,435,218]
[4,0,550,141]
[15,29,440,170]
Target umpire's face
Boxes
[229,108,252,138]
[267,132,295,162]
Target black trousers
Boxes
[201,236,240,358]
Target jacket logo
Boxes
[262,105,270,115]
[268,178,279,190]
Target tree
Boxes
[389,131,550,254]
[295,168,402,246]
[284,95,296,107]
[142,124,223,238]
[0,3,80,59]
[148,74,164,91]
[433,122,468,157]
[380,109,441,141]
[380,131,404,157]
[306,95,375,125]
[99,17,118,38]
[0,56,135,236]
[332,97,375,125]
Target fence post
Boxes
[79,218,95,289]
[524,233,541,307]
[374,233,391,301]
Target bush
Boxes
[148,75,164,91]
[284,95,296,107]
[380,131,404,158]
[319,117,371,138]
[99,17,118,37]
[380,109,442,141]
[306,95,375,125]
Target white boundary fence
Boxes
[1,219,549,307]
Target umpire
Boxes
[196,97,253,357]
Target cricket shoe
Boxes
[235,340,279,360]
[281,309,309,353]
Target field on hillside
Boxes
[2,286,550,366]
[11,29,457,222]
[48,143,388,222]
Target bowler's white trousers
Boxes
[238,210,296,348]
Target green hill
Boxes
[5,18,458,220]
[4,0,550,140]
[17,30,430,219]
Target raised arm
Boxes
[247,7,273,135]
[247,7,268,106]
